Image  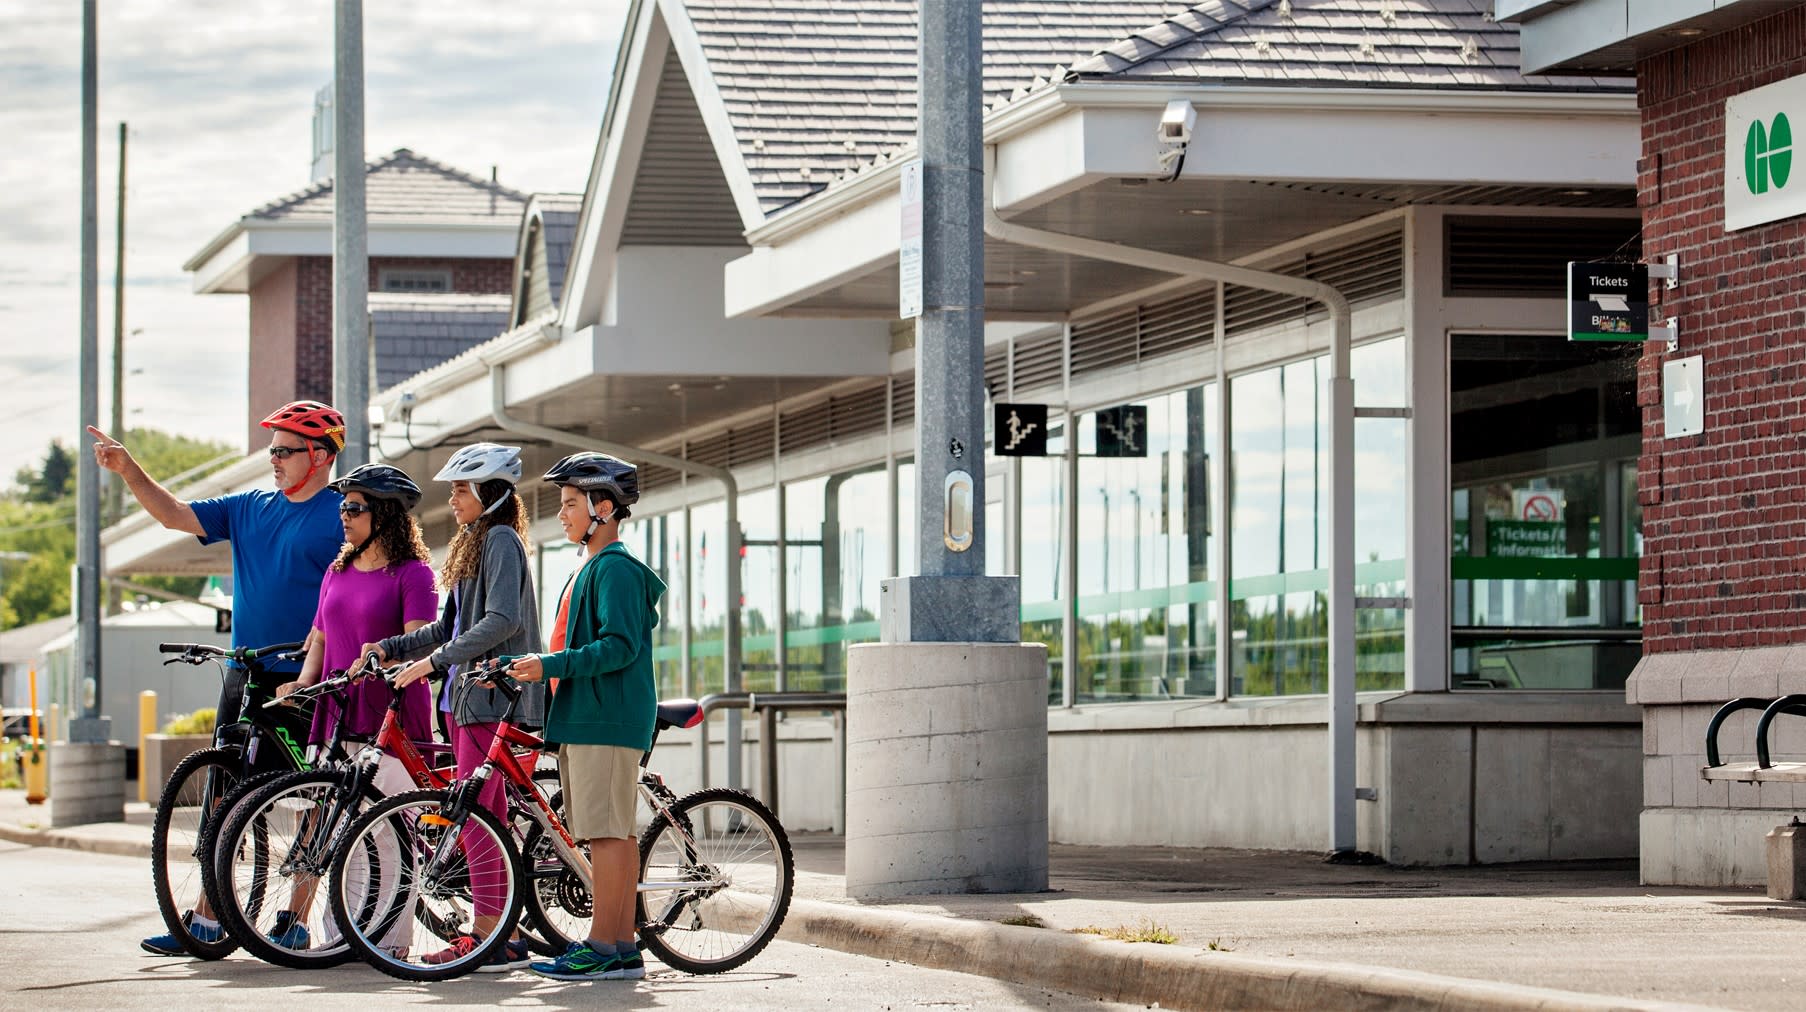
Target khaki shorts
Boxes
[558,744,640,840]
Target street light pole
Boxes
[74,0,106,743]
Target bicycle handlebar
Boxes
[157,641,305,663]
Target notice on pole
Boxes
[899,159,923,320]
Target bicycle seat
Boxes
[656,699,705,731]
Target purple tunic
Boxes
[308,559,438,745]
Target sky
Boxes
[0,0,631,485]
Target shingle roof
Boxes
[250,149,528,225]
[370,292,512,390]
[685,1,1190,214]
[681,0,1630,217]
[1065,0,1634,90]
[533,193,584,309]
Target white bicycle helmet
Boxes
[434,443,523,485]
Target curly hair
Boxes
[440,479,531,589]
[332,496,433,573]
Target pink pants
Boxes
[452,720,508,918]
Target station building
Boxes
[1510,0,1806,885]
[106,0,1658,865]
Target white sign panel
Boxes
[899,159,924,319]
[1663,354,1704,438]
[1726,72,1803,231]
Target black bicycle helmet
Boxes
[329,463,423,512]
[542,451,640,507]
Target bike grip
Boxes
[253,641,305,658]
[158,643,190,653]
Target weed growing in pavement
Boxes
[999,914,1046,928]
[1071,919,1178,944]
[1206,937,1235,951]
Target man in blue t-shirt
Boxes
[89,399,348,957]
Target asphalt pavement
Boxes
[1,788,1794,1011]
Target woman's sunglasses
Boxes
[338,501,375,517]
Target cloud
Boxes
[0,0,629,478]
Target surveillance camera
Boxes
[1158,100,1197,146]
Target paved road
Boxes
[0,841,1133,1010]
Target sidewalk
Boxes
[2,787,1793,1011]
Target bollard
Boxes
[24,667,47,805]
[48,702,61,745]
[1767,819,1806,900]
[138,690,158,803]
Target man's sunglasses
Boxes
[338,501,375,517]
[267,445,316,460]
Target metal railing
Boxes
[697,690,846,827]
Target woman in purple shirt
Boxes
[272,463,436,952]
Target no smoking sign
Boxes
[1513,488,1564,522]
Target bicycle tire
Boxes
[636,787,794,974]
[518,788,593,954]
[150,747,244,960]
[327,789,522,982]
[197,769,290,923]
[214,769,380,969]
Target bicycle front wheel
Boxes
[636,787,794,974]
[215,769,377,969]
[328,789,522,982]
[150,747,243,960]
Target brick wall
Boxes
[247,260,298,450]
[1636,6,1806,655]
[286,255,514,406]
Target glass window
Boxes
[1449,333,1641,690]
[1353,338,1407,691]
[739,489,779,692]
[1020,422,1066,704]
[1073,385,1217,701]
[688,499,728,695]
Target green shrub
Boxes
[161,708,216,736]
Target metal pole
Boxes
[74,0,105,740]
[333,0,369,469]
[108,121,126,527]
[914,0,984,578]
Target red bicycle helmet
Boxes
[261,400,347,452]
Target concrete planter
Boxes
[142,734,211,795]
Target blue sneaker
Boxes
[141,912,222,956]
[267,911,311,950]
[530,940,626,981]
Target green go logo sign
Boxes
[1746,112,1793,195]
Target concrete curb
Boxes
[0,821,152,859]
[777,898,1718,1012]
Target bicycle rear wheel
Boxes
[518,789,591,953]
[150,747,243,960]
[328,789,522,982]
[214,769,377,969]
[636,787,793,974]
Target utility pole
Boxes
[108,122,126,526]
[332,0,369,469]
[845,2,1045,900]
[74,0,105,741]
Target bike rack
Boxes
[1756,695,1806,769]
[696,690,847,829]
[1704,697,1774,768]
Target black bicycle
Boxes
[149,640,312,960]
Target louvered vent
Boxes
[1445,216,1640,297]
[1223,231,1403,337]
[983,345,1008,397]
[1012,333,1064,394]
[892,376,915,426]
[640,462,679,493]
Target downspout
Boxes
[490,363,746,793]
[982,146,1360,856]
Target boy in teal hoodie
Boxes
[508,452,665,982]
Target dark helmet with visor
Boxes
[542,452,639,507]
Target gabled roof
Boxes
[532,194,584,311]
[248,148,529,225]
[370,292,512,390]
[683,1,1190,214]
[1065,0,1633,90]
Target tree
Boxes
[1,429,235,629]
[12,441,74,504]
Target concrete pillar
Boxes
[49,740,125,828]
[845,642,1048,898]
